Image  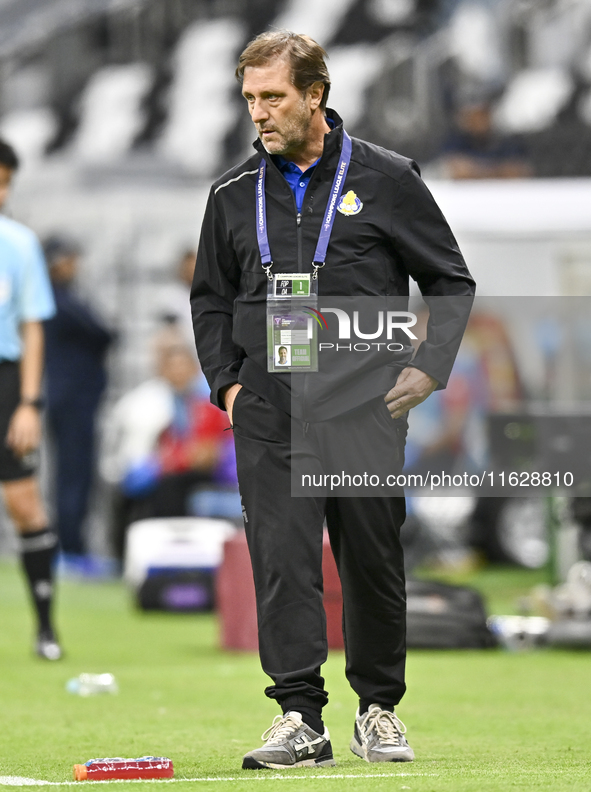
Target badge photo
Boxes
[275,344,291,366]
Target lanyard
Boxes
[256,130,353,280]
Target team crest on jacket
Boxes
[337,190,363,216]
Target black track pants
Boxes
[232,386,407,711]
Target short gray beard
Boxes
[259,98,312,157]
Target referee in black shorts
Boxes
[0,137,62,660]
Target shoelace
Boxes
[359,709,407,745]
[261,713,302,746]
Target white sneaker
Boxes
[350,704,414,762]
[36,629,62,661]
[242,711,336,769]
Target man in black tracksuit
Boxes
[191,31,475,769]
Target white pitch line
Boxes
[0,774,438,786]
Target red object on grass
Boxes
[216,530,344,651]
[73,757,173,781]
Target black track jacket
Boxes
[191,110,475,421]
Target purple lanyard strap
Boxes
[256,131,353,280]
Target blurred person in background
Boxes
[441,97,531,180]
[43,235,114,575]
[406,308,522,479]
[0,138,61,660]
[404,308,524,569]
[158,248,197,350]
[103,327,231,561]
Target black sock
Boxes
[282,705,324,735]
[19,528,58,635]
[359,701,394,715]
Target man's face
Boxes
[279,348,287,364]
[458,105,492,137]
[50,254,79,285]
[158,347,198,392]
[242,57,315,157]
[0,164,13,210]
[179,252,196,287]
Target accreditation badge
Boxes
[266,273,318,373]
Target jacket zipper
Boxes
[298,210,308,417]
[266,153,305,274]
[266,153,320,421]
[296,212,303,272]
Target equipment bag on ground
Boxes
[406,578,496,649]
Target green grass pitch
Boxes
[1,559,590,792]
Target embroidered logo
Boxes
[337,190,363,216]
